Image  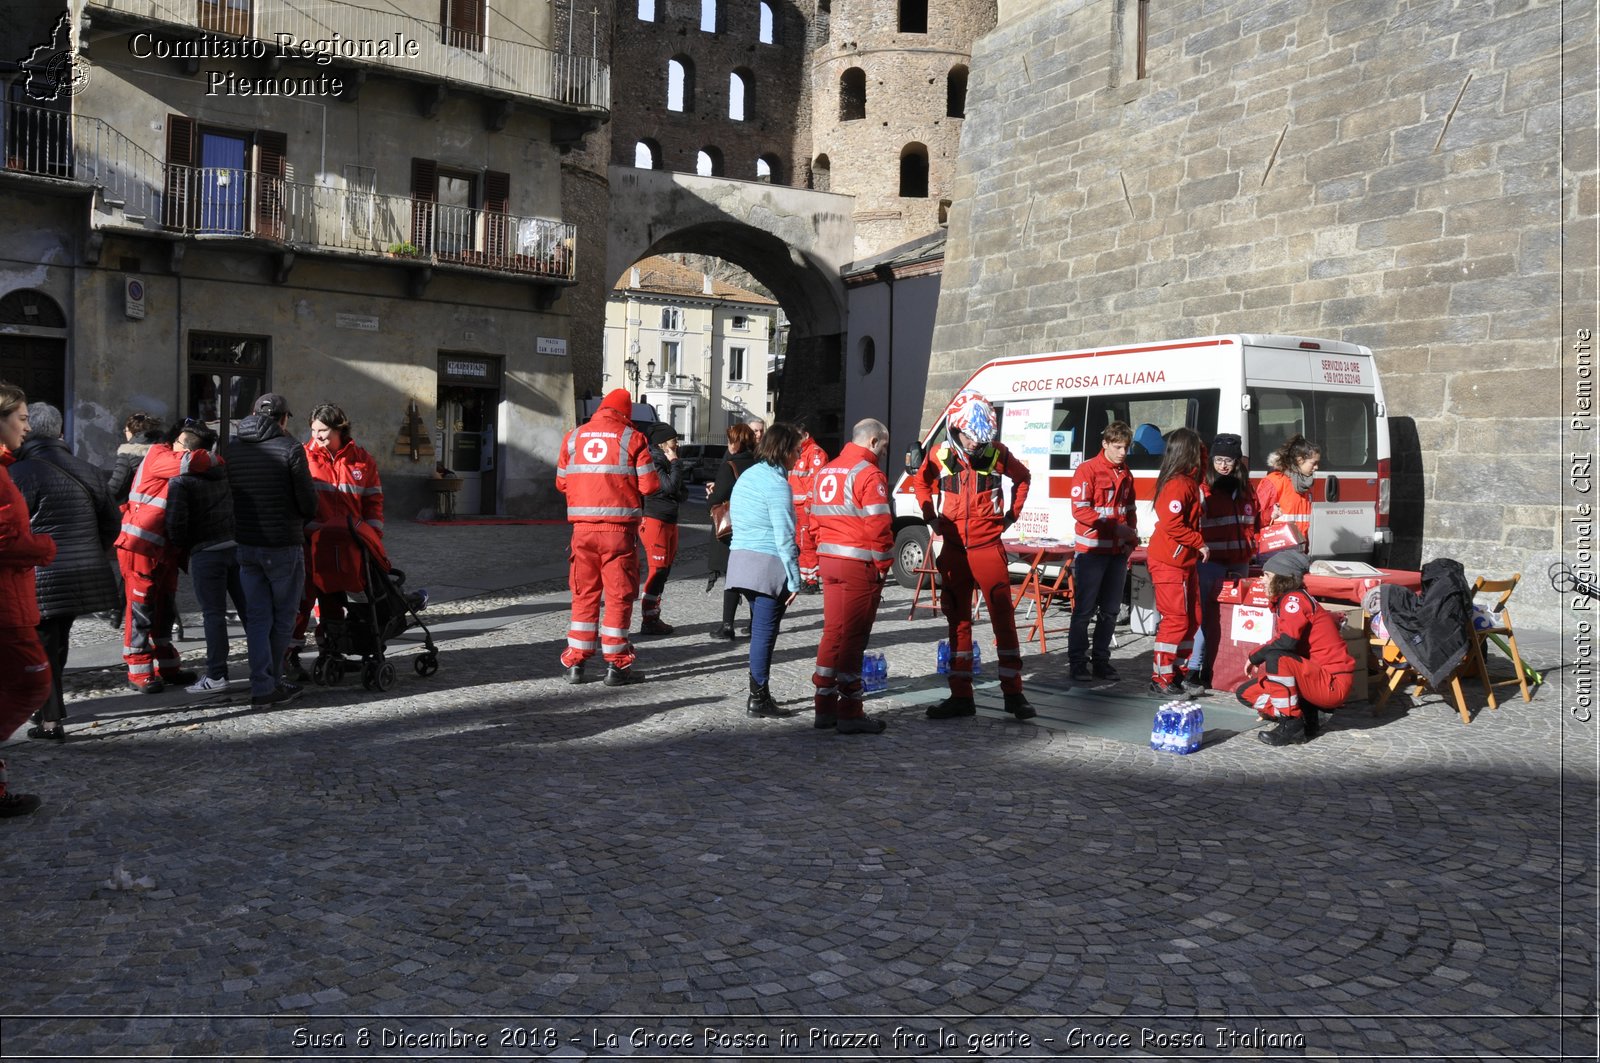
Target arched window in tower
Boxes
[729,69,753,121]
[899,142,929,198]
[947,64,968,118]
[756,154,781,182]
[667,56,695,111]
[637,0,655,19]
[898,0,927,33]
[759,1,775,42]
[811,154,830,192]
[697,147,724,176]
[839,67,865,121]
[634,140,662,169]
[701,0,718,32]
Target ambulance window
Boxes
[1250,388,1309,462]
[1087,390,1219,471]
[1051,397,1087,470]
[1316,393,1377,471]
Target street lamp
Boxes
[646,358,657,387]
[624,357,639,398]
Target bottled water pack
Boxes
[1150,700,1204,755]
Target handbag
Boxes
[709,459,741,541]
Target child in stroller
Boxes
[311,518,438,690]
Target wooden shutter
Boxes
[444,0,484,50]
[482,169,510,261]
[254,130,287,239]
[410,157,436,252]
[162,115,196,230]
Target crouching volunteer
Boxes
[1237,550,1356,746]
[912,389,1034,721]
[638,422,687,636]
[810,418,893,736]
[557,389,660,686]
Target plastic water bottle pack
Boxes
[1149,700,1204,755]
[934,640,982,676]
[860,652,888,694]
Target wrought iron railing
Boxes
[2,100,165,222]
[84,0,610,109]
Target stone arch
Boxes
[0,288,68,413]
[839,67,865,121]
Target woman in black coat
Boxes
[11,404,120,739]
[706,421,757,640]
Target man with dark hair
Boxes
[167,422,246,695]
[227,393,317,707]
[1067,420,1139,685]
[637,422,687,636]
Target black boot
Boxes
[1257,715,1306,746]
[1004,692,1036,720]
[1302,707,1321,740]
[746,678,797,718]
[926,695,976,719]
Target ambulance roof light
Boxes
[1298,341,1322,350]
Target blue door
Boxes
[198,132,248,234]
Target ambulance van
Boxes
[890,334,1391,587]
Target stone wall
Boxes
[927,0,1598,629]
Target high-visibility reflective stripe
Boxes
[1272,674,1298,688]
[570,622,598,632]
[1093,505,1121,516]
[127,662,154,674]
[836,671,858,684]
[998,666,1022,678]
[814,666,837,678]
[815,684,837,696]
[568,506,642,518]
[640,592,660,603]
[1282,513,1310,526]
[128,491,168,508]
[120,523,165,545]
[1076,534,1106,547]
[565,463,637,475]
[818,544,892,562]
[568,637,597,650]
[948,668,973,679]
[1154,641,1180,653]
[600,625,629,638]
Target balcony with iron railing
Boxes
[83,0,609,111]
[2,100,577,283]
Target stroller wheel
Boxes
[374,661,396,691]
[360,662,377,690]
[312,655,334,686]
[414,653,439,678]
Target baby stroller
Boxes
[310,518,439,691]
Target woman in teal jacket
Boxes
[727,422,805,719]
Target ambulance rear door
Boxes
[1243,337,1383,560]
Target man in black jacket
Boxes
[168,424,248,696]
[637,422,687,636]
[226,393,317,707]
[11,403,119,739]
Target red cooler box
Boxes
[1212,599,1276,693]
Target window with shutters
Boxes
[442,0,486,50]
[409,159,510,261]
[162,116,286,238]
[198,0,251,36]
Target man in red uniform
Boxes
[788,428,828,593]
[115,428,216,691]
[810,418,893,736]
[912,390,1035,720]
[1237,550,1357,746]
[557,389,660,686]
[1068,421,1138,685]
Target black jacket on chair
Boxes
[1379,558,1472,690]
[225,414,317,549]
[11,435,120,619]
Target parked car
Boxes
[678,443,728,484]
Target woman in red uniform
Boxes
[1185,433,1260,690]
[1146,427,1208,696]
[0,383,56,816]
[1237,550,1357,746]
[292,403,385,674]
[1255,434,1320,558]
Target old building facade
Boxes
[2,0,606,517]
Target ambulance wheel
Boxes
[374,661,396,691]
[414,653,438,677]
[892,525,932,590]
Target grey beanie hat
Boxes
[1263,551,1312,579]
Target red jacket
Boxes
[788,439,828,515]
[1069,452,1137,555]
[912,440,1031,550]
[114,444,216,560]
[1273,590,1356,675]
[0,451,55,628]
[1257,470,1311,536]
[1147,473,1206,569]
[1199,477,1260,565]
[305,439,386,594]
[810,442,893,575]
[556,407,660,523]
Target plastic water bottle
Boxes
[936,640,950,675]
[861,653,879,693]
[1150,703,1175,752]
[875,652,889,692]
[973,642,982,676]
[1174,703,1204,755]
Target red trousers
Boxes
[813,556,885,720]
[1149,561,1199,683]
[119,549,183,682]
[638,518,679,623]
[796,514,819,585]
[936,539,1023,696]
[1237,656,1353,718]
[0,628,51,740]
[562,523,641,668]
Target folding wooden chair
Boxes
[1471,573,1535,703]
[906,537,983,622]
[1371,619,1496,725]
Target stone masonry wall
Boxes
[927,0,1598,628]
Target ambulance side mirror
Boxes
[904,442,924,473]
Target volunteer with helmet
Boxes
[1237,550,1356,746]
[1184,433,1260,690]
[556,389,661,686]
[911,390,1035,721]
[809,418,893,736]
[1146,427,1208,696]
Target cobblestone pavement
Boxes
[5,514,1596,1061]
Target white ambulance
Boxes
[890,334,1392,587]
